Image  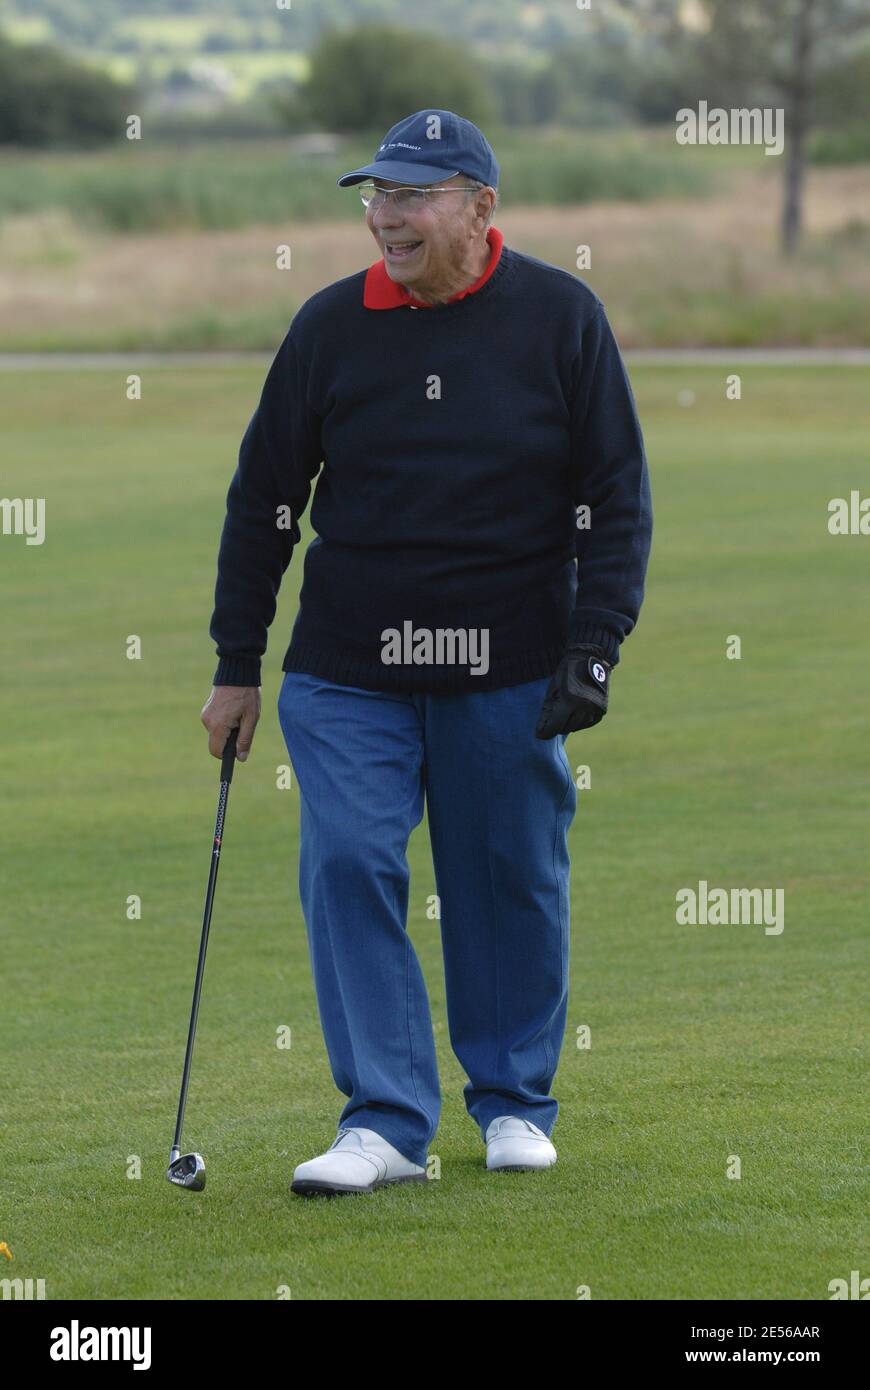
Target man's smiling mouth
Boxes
[384,240,423,260]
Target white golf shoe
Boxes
[291,1126,429,1196]
[485,1116,557,1171]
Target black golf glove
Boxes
[535,643,612,739]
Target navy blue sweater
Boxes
[210,243,652,692]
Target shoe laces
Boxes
[328,1127,359,1152]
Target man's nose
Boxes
[371,197,403,228]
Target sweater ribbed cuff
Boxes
[567,620,621,666]
[213,654,262,687]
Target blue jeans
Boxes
[277,670,577,1168]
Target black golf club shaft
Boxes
[170,726,239,1158]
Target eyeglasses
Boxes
[358,183,481,210]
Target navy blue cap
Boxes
[336,109,499,189]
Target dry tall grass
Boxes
[1,166,868,349]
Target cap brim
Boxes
[337,160,461,188]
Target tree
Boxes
[297,24,495,135]
[617,0,870,253]
[697,0,870,252]
[0,32,135,147]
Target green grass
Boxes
[97,44,307,95]
[629,277,870,349]
[0,128,716,233]
[115,14,244,48]
[77,46,309,96]
[1,14,54,44]
[0,366,867,1299]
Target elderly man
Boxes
[202,110,652,1196]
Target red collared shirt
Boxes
[364,226,505,310]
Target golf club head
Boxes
[167,1151,206,1191]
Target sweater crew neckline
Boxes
[363,233,515,317]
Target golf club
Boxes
[167,725,239,1192]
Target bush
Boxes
[0,32,136,148]
[0,130,714,235]
[298,23,495,134]
[811,124,870,166]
